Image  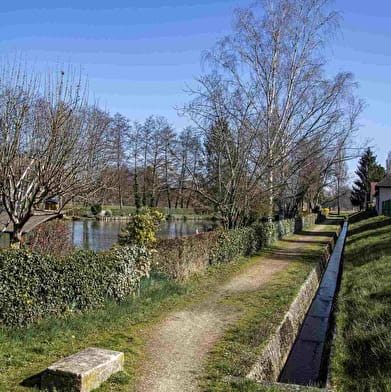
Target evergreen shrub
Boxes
[0,245,152,326]
[153,215,317,280]
[90,203,102,216]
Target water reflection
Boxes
[68,220,215,252]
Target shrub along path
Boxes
[0,221,337,392]
[136,223,334,392]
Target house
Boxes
[370,182,378,206]
[375,176,391,216]
[44,198,59,211]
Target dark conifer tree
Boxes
[351,148,385,210]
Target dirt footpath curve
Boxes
[136,224,330,392]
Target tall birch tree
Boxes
[183,0,362,226]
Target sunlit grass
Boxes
[332,214,391,392]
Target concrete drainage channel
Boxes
[247,221,348,391]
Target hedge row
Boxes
[153,214,319,280]
[0,245,152,326]
[0,214,319,326]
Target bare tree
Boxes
[0,64,109,245]
[182,0,362,226]
[129,121,143,211]
[161,124,176,210]
[108,113,130,211]
[175,127,202,209]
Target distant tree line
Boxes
[96,114,205,212]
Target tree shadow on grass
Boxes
[346,225,391,247]
[299,230,338,238]
[282,239,330,244]
[348,218,391,237]
[345,241,391,268]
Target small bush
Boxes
[0,245,153,326]
[90,203,102,216]
[154,231,220,280]
[119,208,164,246]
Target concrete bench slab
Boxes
[41,348,124,392]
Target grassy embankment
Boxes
[63,204,214,220]
[0,222,338,392]
[331,213,391,392]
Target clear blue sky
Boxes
[1,0,390,170]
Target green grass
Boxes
[0,223,338,392]
[200,228,339,392]
[0,245,279,392]
[102,205,137,216]
[331,214,391,392]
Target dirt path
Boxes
[136,224,330,392]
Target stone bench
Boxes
[41,348,124,392]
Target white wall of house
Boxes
[376,187,391,214]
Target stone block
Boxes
[41,348,124,392]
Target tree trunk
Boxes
[337,177,341,215]
[118,180,123,211]
[134,169,141,213]
[267,167,274,220]
[10,227,24,248]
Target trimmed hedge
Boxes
[153,214,319,280]
[0,214,319,325]
[0,245,152,326]
[153,231,220,281]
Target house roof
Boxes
[377,175,391,188]
[45,199,59,204]
[0,210,61,234]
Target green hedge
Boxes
[0,245,152,326]
[0,214,319,325]
[153,214,318,280]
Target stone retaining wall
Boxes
[247,226,340,383]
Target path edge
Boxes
[247,224,341,382]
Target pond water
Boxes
[67,220,215,251]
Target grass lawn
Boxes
[331,214,391,392]
[0,223,338,392]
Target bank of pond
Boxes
[67,219,216,251]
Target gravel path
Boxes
[136,225,329,392]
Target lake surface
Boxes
[68,220,215,251]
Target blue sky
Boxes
[1,0,390,170]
